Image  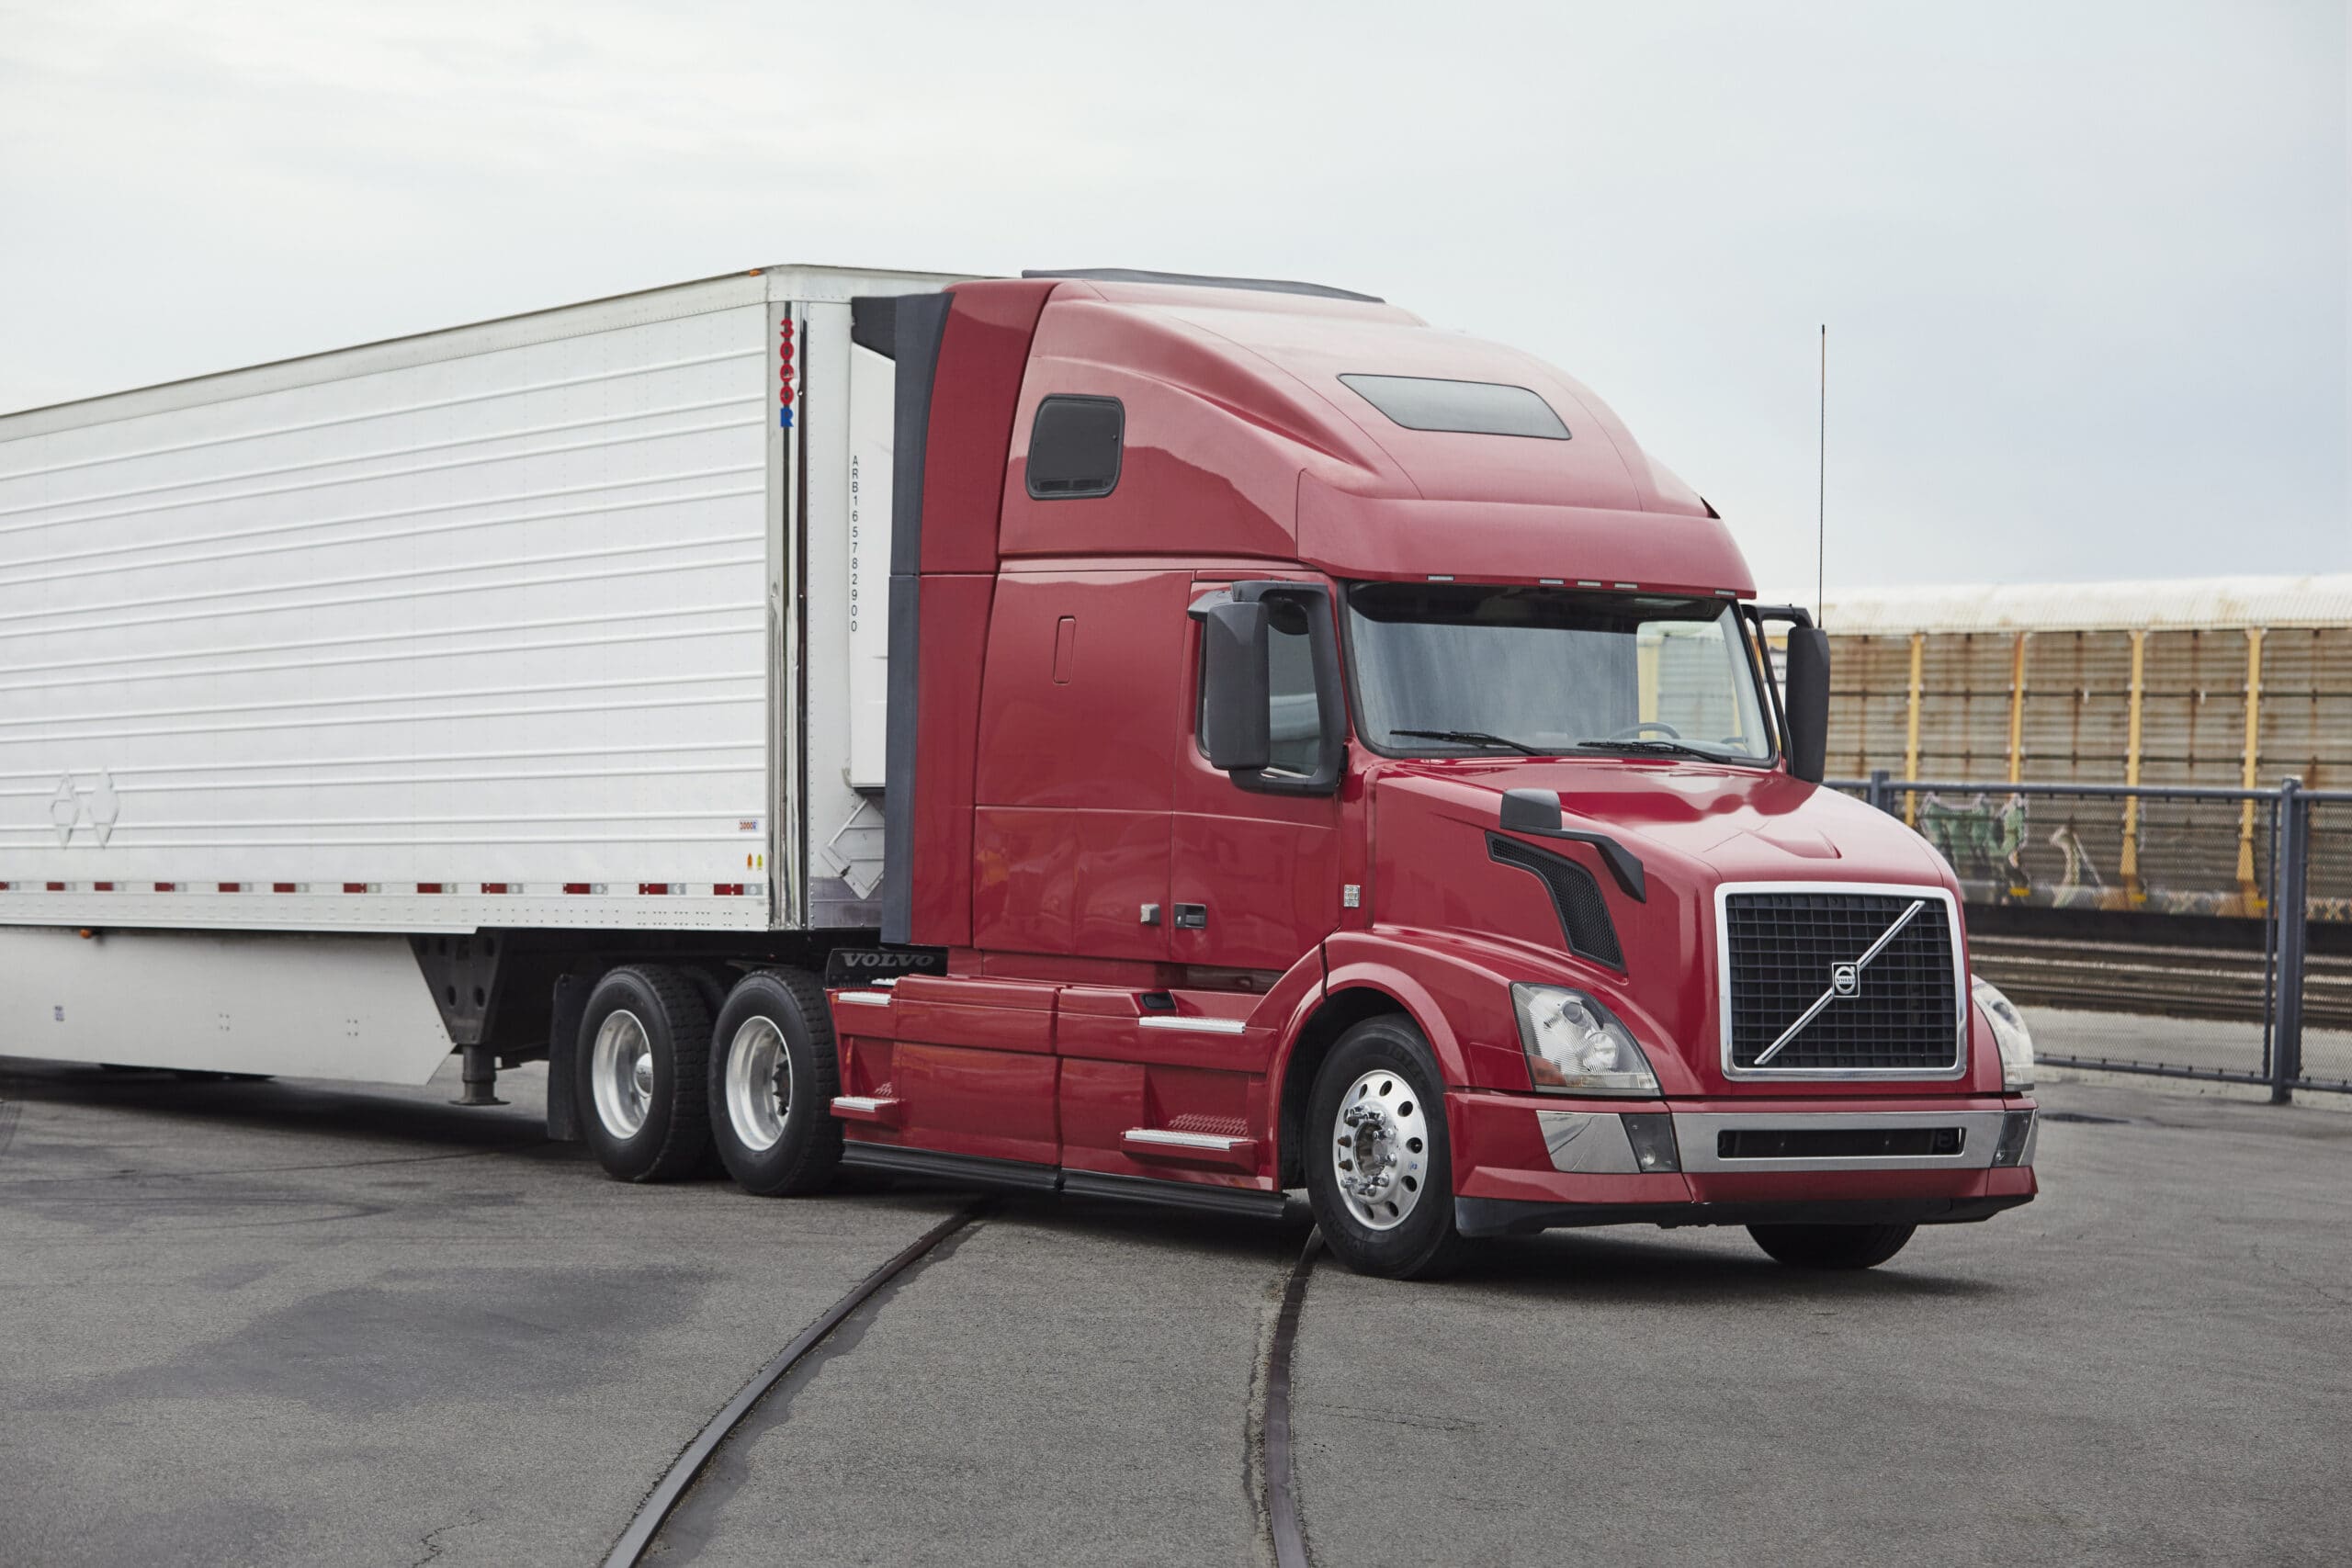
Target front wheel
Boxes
[1747,1223,1916,1269]
[1304,1016,1471,1280]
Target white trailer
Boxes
[0,265,956,1088]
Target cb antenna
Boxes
[1815,323,1826,627]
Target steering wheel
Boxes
[1610,720,1682,740]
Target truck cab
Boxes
[802,270,2037,1277]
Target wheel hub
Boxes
[590,1009,655,1140]
[724,1016,793,1153]
[1330,1068,1430,1231]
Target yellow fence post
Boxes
[2235,627,2264,910]
[2120,629,2146,904]
[1904,631,1924,827]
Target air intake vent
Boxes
[1488,833,1623,968]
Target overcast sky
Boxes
[2,1,2344,594]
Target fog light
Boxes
[1991,1111,2035,1168]
[1619,1111,1680,1172]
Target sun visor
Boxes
[1295,474,1756,599]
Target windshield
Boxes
[1344,583,1776,763]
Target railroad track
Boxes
[605,1203,1324,1568]
[1971,935,2352,1031]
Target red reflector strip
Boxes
[416,883,443,894]
[564,883,593,895]
[0,881,10,891]
[342,883,368,894]
[273,883,297,894]
[639,882,668,896]
[714,883,744,897]
[47,881,67,891]
[481,882,510,895]
[153,882,175,892]
[94,881,114,892]
[219,882,242,893]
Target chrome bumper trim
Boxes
[1672,1109,2016,1173]
[1535,1110,1645,1174]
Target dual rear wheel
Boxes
[573,964,839,1194]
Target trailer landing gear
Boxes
[453,1044,507,1107]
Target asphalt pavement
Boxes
[3,1049,2346,1567]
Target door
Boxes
[1170,578,1347,976]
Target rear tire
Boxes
[707,968,843,1197]
[575,965,712,1182]
[1304,1015,1471,1280]
[1747,1223,1916,1269]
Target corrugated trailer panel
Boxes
[2018,630,2134,781]
[2137,628,2258,787]
[0,288,777,933]
[1915,631,2014,779]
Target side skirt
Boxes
[839,1142,1291,1221]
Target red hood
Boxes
[1368,757,1973,1096]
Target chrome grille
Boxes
[1723,889,1962,1074]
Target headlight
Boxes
[1511,984,1659,1096]
[1973,976,2035,1091]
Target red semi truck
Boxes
[0,265,2038,1279]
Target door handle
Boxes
[1174,903,1207,930]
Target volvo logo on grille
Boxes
[1753,899,1928,1066]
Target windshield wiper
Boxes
[1574,738,1732,762]
[1392,728,1546,756]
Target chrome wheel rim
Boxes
[590,1009,655,1139]
[1331,1067,1430,1231]
[724,1016,792,1153]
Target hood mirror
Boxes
[1496,787,1645,901]
[1500,786,1565,835]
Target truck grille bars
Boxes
[1721,887,1964,1075]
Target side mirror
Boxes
[1198,600,1271,772]
[1783,626,1830,784]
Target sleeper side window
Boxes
[1026,395,1124,499]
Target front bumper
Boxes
[1448,1089,2039,1239]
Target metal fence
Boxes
[1834,773,2350,1100]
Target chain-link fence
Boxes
[1833,774,2349,1100]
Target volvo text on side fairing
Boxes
[0,265,2036,1278]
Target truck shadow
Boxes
[1444,1226,2002,1303]
[0,1058,549,1161]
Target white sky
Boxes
[1,0,2344,592]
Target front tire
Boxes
[707,968,843,1197]
[1747,1223,1916,1269]
[575,965,713,1182]
[1304,1016,1471,1280]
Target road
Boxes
[2,1051,2346,1566]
